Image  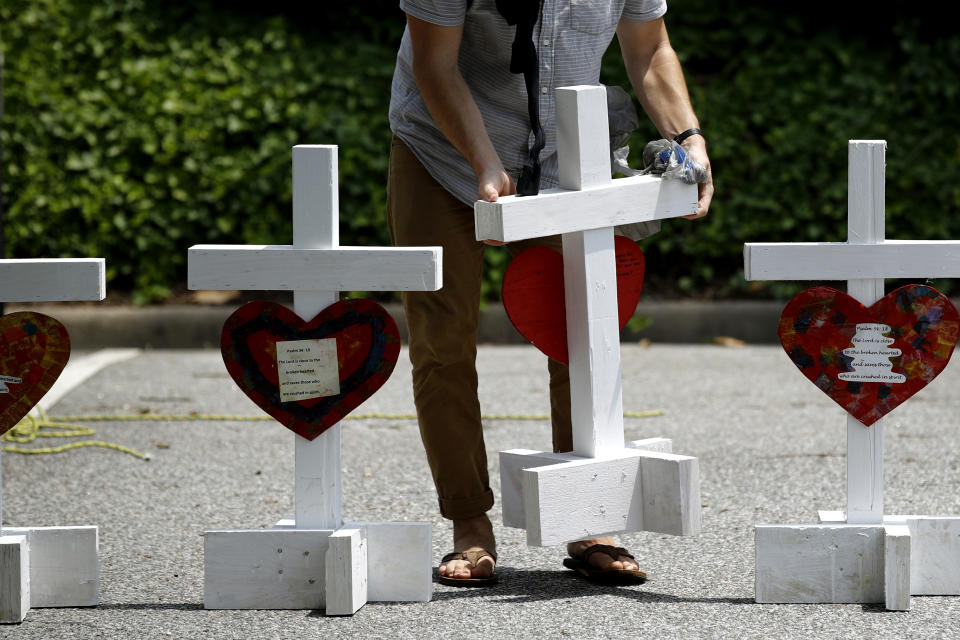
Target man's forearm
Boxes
[406,14,513,205]
[412,61,502,178]
[617,17,712,218]
[617,18,699,141]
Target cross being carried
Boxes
[475,85,702,547]
[188,145,441,615]
[746,140,960,610]
[0,257,105,624]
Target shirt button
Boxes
[540,86,548,94]
[543,38,551,46]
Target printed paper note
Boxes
[276,338,340,402]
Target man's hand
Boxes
[681,138,713,219]
[478,167,516,203]
[478,167,516,245]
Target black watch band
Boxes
[673,128,703,145]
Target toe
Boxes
[472,557,495,579]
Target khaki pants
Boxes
[387,136,573,520]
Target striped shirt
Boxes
[389,0,667,206]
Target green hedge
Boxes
[1,0,404,303]
[2,2,959,303]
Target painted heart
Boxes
[221,299,401,441]
[779,284,960,426]
[0,312,71,435]
[502,235,644,365]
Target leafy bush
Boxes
[602,3,960,297]
[2,0,404,303]
[2,1,959,303]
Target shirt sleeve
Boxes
[622,0,667,22]
[399,0,467,26]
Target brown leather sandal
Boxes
[562,544,647,584]
[437,550,498,587]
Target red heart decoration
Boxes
[502,235,644,364]
[221,299,401,441]
[779,284,960,426]
[0,312,71,435]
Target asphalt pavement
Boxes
[2,344,960,639]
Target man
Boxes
[387,0,713,585]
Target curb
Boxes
[6,300,787,349]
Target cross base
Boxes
[203,517,431,615]
[0,526,100,624]
[755,511,960,611]
[499,439,701,546]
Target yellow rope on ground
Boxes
[2,408,150,460]
[51,409,664,422]
[2,408,663,458]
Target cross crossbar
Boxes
[0,259,106,302]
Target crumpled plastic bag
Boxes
[606,86,706,241]
[637,138,708,184]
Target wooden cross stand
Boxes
[188,145,441,615]
[475,86,701,546]
[0,258,105,624]
[745,140,960,610]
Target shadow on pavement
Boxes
[429,569,754,606]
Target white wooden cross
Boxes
[475,85,702,546]
[188,145,441,615]
[746,140,960,610]
[0,258,105,624]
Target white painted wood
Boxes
[640,450,701,537]
[743,240,960,280]
[755,524,885,603]
[324,527,367,615]
[847,417,883,524]
[32,349,141,415]
[187,246,441,292]
[0,535,29,624]
[291,280,339,532]
[203,529,333,609]
[845,141,887,525]
[0,257,108,618]
[2,526,98,607]
[499,450,571,529]
[898,516,960,595]
[817,510,846,524]
[288,148,344,548]
[884,523,911,610]
[191,144,442,614]
[295,423,342,531]
[627,437,673,453]
[349,522,432,602]
[473,85,701,545]
[791,514,960,598]
[749,140,960,607]
[0,259,105,302]
[521,448,700,546]
[294,145,339,251]
[273,519,432,602]
[474,176,697,243]
[563,227,624,457]
[556,85,611,191]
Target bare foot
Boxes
[438,514,497,580]
[567,536,639,572]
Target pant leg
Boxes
[507,237,573,454]
[386,137,494,520]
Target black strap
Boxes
[495,0,544,196]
